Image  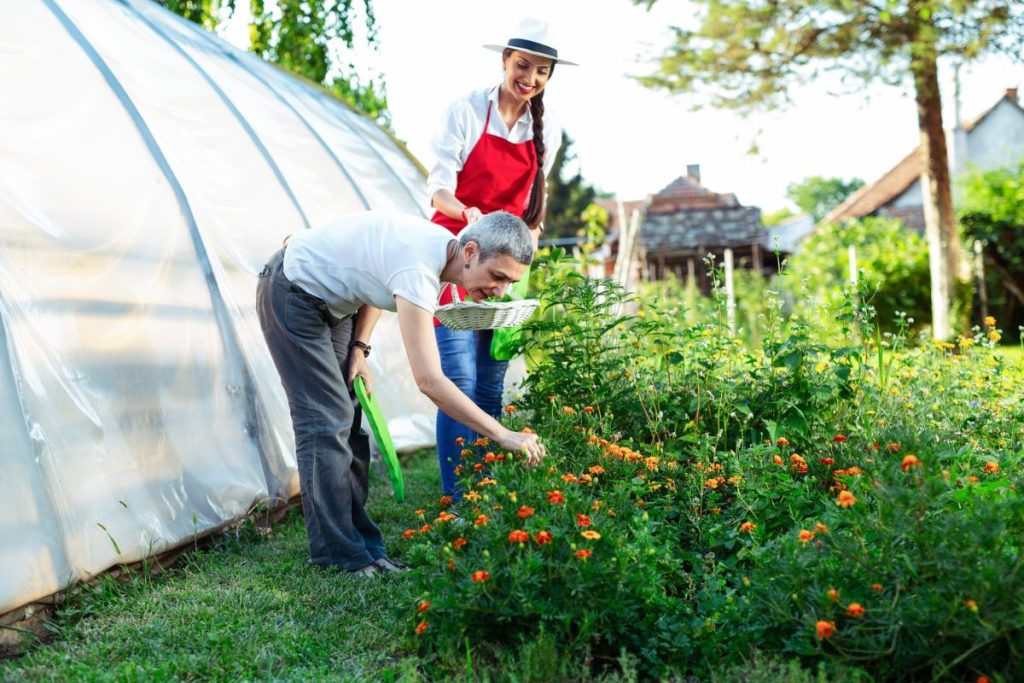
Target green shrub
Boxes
[787,217,931,335]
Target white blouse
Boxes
[426,85,562,199]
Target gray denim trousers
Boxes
[256,248,386,570]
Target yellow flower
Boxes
[988,330,1001,342]
[984,316,996,327]
[581,530,602,540]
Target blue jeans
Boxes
[257,249,386,570]
[435,325,508,499]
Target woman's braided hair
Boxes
[504,49,553,229]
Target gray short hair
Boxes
[459,211,534,266]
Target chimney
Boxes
[1007,87,1019,102]
[686,163,701,184]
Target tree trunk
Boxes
[910,37,962,339]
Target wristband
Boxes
[348,341,371,358]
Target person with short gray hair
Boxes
[257,209,543,578]
[459,211,535,266]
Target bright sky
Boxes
[227,0,1024,213]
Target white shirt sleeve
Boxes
[388,268,442,314]
[541,110,562,179]
[426,96,472,198]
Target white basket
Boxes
[434,284,540,331]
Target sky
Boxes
[226,0,1024,213]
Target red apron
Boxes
[431,99,537,323]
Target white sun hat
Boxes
[483,18,578,66]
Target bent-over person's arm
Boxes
[395,296,544,462]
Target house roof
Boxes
[823,90,1024,224]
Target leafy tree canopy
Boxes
[787,176,864,223]
[156,0,389,126]
[631,0,1024,110]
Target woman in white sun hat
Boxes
[426,18,576,503]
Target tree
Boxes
[787,176,864,223]
[959,158,1024,340]
[156,0,389,126]
[632,0,1024,338]
[544,132,599,239]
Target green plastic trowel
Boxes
[353,376,406,502]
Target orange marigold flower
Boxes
[402,529,416,540]
[471,570,489,583]
[439,495,453,507]
[814,522,830,534]
[517,505,535,519]
[773,455,784,465]
[561,473,579,483]
[983,461,1000,474]
[977,676,991,683]
[791,453,806,464]
[704,478,720,489]
[589,465,605,475]
[453,465,464,475]
[453,537,468,550]
[415,620,429,635]
[508,529,530,544]
[820,457,835,466]
[887,442,901,453]
[419,524,431,533]
[739,521,756,533]
[576,514,592,527]
[464,490,480,502]
[965,598,978,612]
[414,508,426,516]
[472,463,484,473]
[483,452,500,463]
[846,602,865,618]
[901,454,921,471]
[967,475,980,484]
[455,437,465,446]
[417,600,431,613]
[581,530,602,540]
[477,477,497,487]
[776,437,790,447]
[522,427,535,434]
[447,559,456,570]
[435,511,456,523]
[505,405,517,414]
[583,406,595,414]
[574,549,592,560]
[474,437,490,447]
[827,588,840,602]
[547,490,565,504]
[562,406,577,416]
[815,620,836,640]
[871,583,883,593]
[533,531,553,545]
[832,434,848,443]
[474,515,491,526]
[798,529,815,543]
[836,490,857,508]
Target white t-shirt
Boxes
[426,85,562,198]
[283,211,454,318]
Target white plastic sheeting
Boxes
[0,0,437,616]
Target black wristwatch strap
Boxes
[348,341,371,358]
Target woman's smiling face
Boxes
[501,50,553,105]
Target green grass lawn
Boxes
[0,453,442,682]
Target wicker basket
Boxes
[434,284,540,331]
